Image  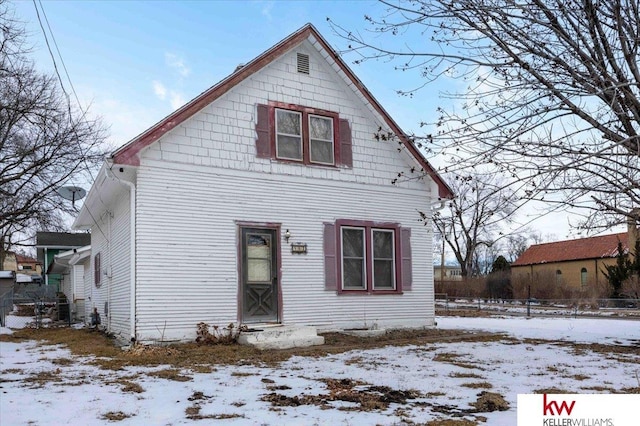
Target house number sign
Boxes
[291,243,307,254]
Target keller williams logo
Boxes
[543,394,576,416]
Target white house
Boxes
[73,24,453,344]
[47,245,91,321]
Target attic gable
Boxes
[111,24,452,199]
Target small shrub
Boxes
[195,322,246,345]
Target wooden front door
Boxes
[240,227,279,323]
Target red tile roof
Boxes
[511,232,629,266]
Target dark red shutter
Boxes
[338,118,352,168]
[255,104,271,158]
[400,228,412,290]
[324,223,338,290]
[94,252,101,287]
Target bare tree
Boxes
[432,173,518,277]
[332,0,640,230]
[0,2,107,265]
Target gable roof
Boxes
[511,232,628,266]
[111,23,453,199]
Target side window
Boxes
[580,268,587,287]
[94,253,101,288]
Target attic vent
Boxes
[297,53,310,74]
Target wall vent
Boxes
[297,53,310,74]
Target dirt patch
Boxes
[261,377,423,412]
[472,391,509,412]
[101,411,133,421]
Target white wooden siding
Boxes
[135,161,434,342]
[86,190,131,340]
[97,34,439,342]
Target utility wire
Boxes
[32,0,109,243]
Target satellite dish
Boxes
[57,186,87,208]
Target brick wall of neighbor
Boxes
[512,258,617,289]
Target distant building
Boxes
[434,265,463,281]
[1,252,42,275]
[36,232,91,290]
[511,232,632,289]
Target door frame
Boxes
[236,222,282,324]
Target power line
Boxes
[32,0,108,242]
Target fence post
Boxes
[527,285,531,318]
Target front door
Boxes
[240,227,279,323]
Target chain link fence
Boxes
[2,284,71,329]
[435,295,640,318]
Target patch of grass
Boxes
[23,369,63,388]
[425,391,447,398]
[449,372,483,379]
[230,371,256,377]
[621,387,640,394]
[472,391,509,412]
[52,358,74,366]
[581,386,617,392]
[148,368,192,382]
[563,373,590,381]
[461,382,493,389]
[427,420,479,426]
[110,379,144,393]
[101,411,132,421]
[1,368,23,374]
[533,387,572,394]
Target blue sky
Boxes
[10,0,603,240]
[12,0,446,149]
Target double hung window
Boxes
[340,224,398,292]
[275,108,335,165]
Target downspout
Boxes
[106,165,137,342]
[121,178,136,343]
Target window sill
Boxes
[337,289,404,295]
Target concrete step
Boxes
[238,325,324,350]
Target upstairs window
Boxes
[94,252,101,288]
[256,102,352,168]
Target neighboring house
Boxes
[36,232,91,291]
[433,265,463,281]
[511,232,633,289]
[47,246,91,321]
[73,24,453,344]
[1,252,42,275]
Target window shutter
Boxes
[324,223,338,291]
[400,228,412,291]
[255,104,271,158]
[338,118,352,168]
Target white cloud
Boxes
[261,1,274,20]
[164,52,190,77]
[152,80,167,100]
[170,91,186,110]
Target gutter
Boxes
[106,164,137,343]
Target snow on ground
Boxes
[1,316,638,425]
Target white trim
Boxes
[371,228,396,290]
[275,109,303,161]
[340,226,366,290]
[308,114,335,165]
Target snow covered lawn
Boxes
[1,316,638,425]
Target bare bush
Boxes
[195,322,246,345]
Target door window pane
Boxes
[342,228,365,289]
[247,234,271,282]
